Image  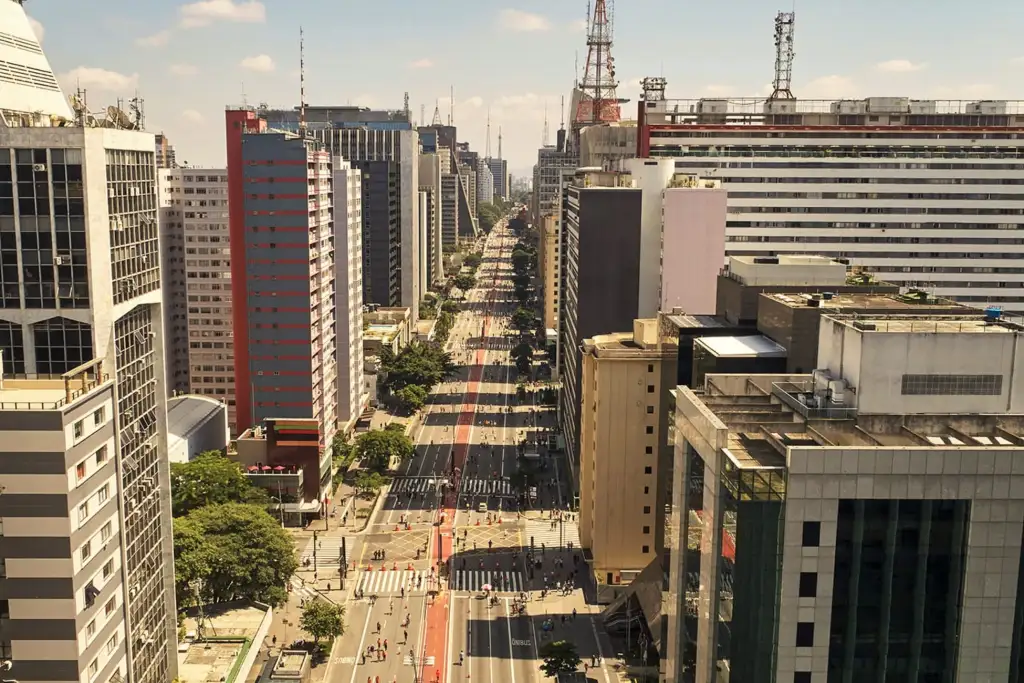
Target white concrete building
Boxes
[166,394,229,463]
[158,168,234,431]
[418,152,444,286]
[0,5,177,676]
[476,159,494,206]
[669,311,1024,683]
[643,95,1024,312]
[334,159,367,430]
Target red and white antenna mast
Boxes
[575,0,621,125]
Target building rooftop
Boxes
[647,96,1024,118]
[826,314,1024,334]
[764,291,967,311]
[663,312,735,330]
[0,359,110,411]
[696,335,786,358]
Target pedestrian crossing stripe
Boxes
[288,579,321,602]
[403,656,435,666]
[525,520,581,549]
[459,478,513,496]
[299,537,346,567]
[389,477,442,495]
[356,569,436,596]
[448,570,525,593]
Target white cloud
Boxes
[239,54,275,72]
[801,74,858,99]
[182,109,205,124]
[875,59,927,73]
[409,58,434,69]
[352,94,378,108]
[1010,56,1024,66]
[180,0,266,28]
[27,16,44,42]
[169,63,198,77]
[932,83,996,98]
[498,9,550,32]
[464,96,484,109]
[59,66,138,93]
[135,30,171,47]
[703,84,733,96]
[568,18,587,32]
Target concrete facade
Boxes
[166,394,229,463]
[579,320,676,600]
[539,215,559,332]
[418,152,444,286]
[334,159,366,431]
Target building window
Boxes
[643,486,649,494]
[95,445,108,465]
[103,558,114,579]
[646,426,653,434]
[86,619,96,638]
[646,406,654,414]
[642,545,650,554]
[105,632,118,654]
[76,460,86,481]
[0,600,7,619]
[104,597,116,616]
[647,364,654,372]
[802,521,820,547]
[78,502,89,523]
[642,526,650,534]
[93,407,105,425]
[643,506,651,514]
[796,622,814,647]
[34,317,93,375]
[644,466,652,474]
[645,446,653,454]
[74,420,84,439]
[81,539,91,562]
[98,483,109,505]
[794,673,811,683]
[799,572,818,598]
[89,659,98,677]
[100,521,112,543]
[900,373,1003,396]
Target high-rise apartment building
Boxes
[440,173,460,251]
[459,163,478,219]
[476,159,494,206]
[418,152,444,286]
[668,311,1024,683]
[486,157,508,200]
[0,26,177,683]
[159,168,234,431]
[638,94,1024,312]
[334,158,366,430]
[225,108,338,453]
[0,362,131,683]
[154,134,176,169]
[531,145,577,225]
[538,215,558,332]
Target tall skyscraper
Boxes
[159,168,235,431]
[225,108,338,451]
[476,159,494,206]
[154,134,176,169]
[334,158,367,429]
[0,4,177,680]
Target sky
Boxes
[25,0,1024,179]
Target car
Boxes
[477,502,488,513]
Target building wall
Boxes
[579,343,672,586]
[0,382,130,683]
[334,160,365,429]
[661,188,727,316]
[476,161,494,206]
[158,168,234,431]
[540,215,558,331]
[440,173,459,250]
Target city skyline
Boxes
[24,0,1024,176]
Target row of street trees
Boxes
[379,340,456,412]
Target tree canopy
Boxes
[170,451,269,517]
[478,202,503,232]
[173,503,297,608]
[393,383,428,412]
[511,342,534,374]
[539,640,582,677]
[354,427,415,471]
[511,249,532,273]
[463,252,483,269]
[454,272,477,292]
[354,470,386,497]
[380,341,455,392]
[300,600,346,643]
[512,307,535,332]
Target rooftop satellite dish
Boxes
[106,106,135,130]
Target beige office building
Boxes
[539,214,559,332]
[579,318,676,601]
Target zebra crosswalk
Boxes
[355,569,436,596]
[403,655,435,666]
[289,578,322,603]
[448,570,525,593]
[299,536,345,568]
[459,477,513,497]
[525,519,581,550]
[389,477,442,495]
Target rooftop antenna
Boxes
[542,101,549,146]
[560,95,565,129]
[241,81,247,108]
[574,51,579,88]
[769,11,796,100]
[298,26,307,135]
[485,107,492,159]
[449,85,454,126]
[432,99,442,126]
[420,103,425,127]
[128,93,145,130]
[403,91,410,120]
[498,126,503,160]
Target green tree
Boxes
[478,202,502,232]
[354,427,415,471]
[381,342,456,392]
[512,271,531,289]
[354,470,385,497]
[394,383,428,412]
[511,342,534,375]
[512,307,535,332]
[464,252,483,269]
[173,503,297,608]
[419,298,437,320]
[300,600,346,644]
[511,249,531,273]
[170,451,268,517]
[440,299,461,315]
[539,640,581,677]
[514,283,531,304]
[454,272,477,292]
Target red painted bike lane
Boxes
[421,249,503,683]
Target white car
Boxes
[477,502,488,513]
